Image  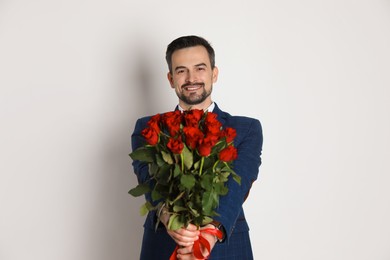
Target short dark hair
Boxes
[165,35,215,73]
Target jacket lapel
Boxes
[212,103,227,126]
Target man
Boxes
[131,35,263,259]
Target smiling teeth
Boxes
[185,86,201,91]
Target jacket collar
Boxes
[211,103,227,125]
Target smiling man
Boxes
[131,35,263,259]
[167,44,218,109]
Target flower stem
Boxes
[212,160,220,172]
[199,157,205,176]
[181,153,184,172]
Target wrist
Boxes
[208,220,225,243]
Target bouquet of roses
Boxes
[129,109,240,257]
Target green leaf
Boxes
[202,216,213,226]
[202,190,214,213]
[140,201,153,216]
[220,165,242,184]
[173,205,187,212]
[180,174,195,190]
[128,184,150,197]
[200,174,213,191]
[161,150,174,164]
[220,171,230,178]
[182,145,193,170]
[230,170,241,185]
[193,159,200,170]
[156,154,165,167]
[149,163,159,175]
[129,147,155,162]
[173,164,181,177]
[155,164,172,184]
[168,214,184,230]
[189,206,199,217]
[154,183,168,198]
[217,171,229,182]
[214,182,228,195]
[151,189,163,201]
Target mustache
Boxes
[181,82,205,89]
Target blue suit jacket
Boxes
[131,103,263,259]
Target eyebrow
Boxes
[174,63,208,72]
[174,66,187,72]
[194,63,207,67]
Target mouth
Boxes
[182,83,204,92]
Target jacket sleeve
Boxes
[131,118,156,205]
[213,118,263,242]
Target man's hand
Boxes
[167,224,200,247]
[159,207,219,259]
[160,207,200,247]
[176,224,218,260]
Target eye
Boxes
[197,67,205,71]
[177,69,184,74]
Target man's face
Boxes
[167,45,218,110]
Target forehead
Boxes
[171,45,211,67]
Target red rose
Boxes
[219,146,238,162]
[204,112,222,136]
[198,135,217,157]
[167,137,184,154]
[162,111,182,136]
[204,112,219,124]
[147,114,161,133]
[183,126,204,149]
[206,124,222,136]
[223,127,237,143]
[206,134,220,145]
[184,109,204,127]
[141,127,159,145]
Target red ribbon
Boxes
[169,246,179,260]
[169,228,223,260]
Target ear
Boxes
[167,72,174,88]
[212,66,219,83]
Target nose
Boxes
[185,70,196,83]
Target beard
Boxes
[176,84,213,105]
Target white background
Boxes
[1,0,389,259]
